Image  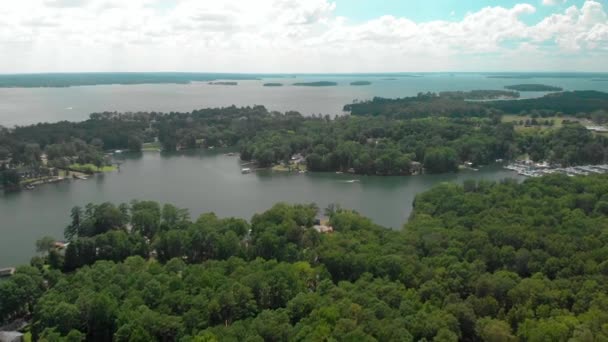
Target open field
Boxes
[501,114,574,132]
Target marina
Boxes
[505,161,608,177]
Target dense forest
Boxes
[2,175,608,340]
[504,84,563,92]
[345,91,608,118]
[3,97,608,187]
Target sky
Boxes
[0,0,607,73]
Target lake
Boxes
[2,73,608,126]
[0,72,604,267]
[0,150,522,268]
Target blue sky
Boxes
[333,0,588,24]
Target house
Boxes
[54,241,69,250]
[0,267,15,278]
[410,161,423,175]
[0,331,23,342]
[291,154,306,165]
[313,224,334,234]
[0,158,11,168]
[586,125,608,133]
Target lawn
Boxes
[272,163,307,172]
[69,163,117,173]
[501,114,572,132]
[142,141,162,151]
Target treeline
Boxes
[240,116,516,174]
[346,91,608,118]
[3,96,607,182]
[490,91,608,115]
[344,92,493,118]
[2,175,608,340]
[0,73,260,88]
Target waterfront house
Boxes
[410,161,422,175]
[313,224,334,234]
[0,158,11,168]
[291,154,306,165]
[0,267,15,278]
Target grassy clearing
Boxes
[594,131,608,138]
[142,141,162,151]
[69,163,117,173]
[272,163,307,172]
[501,115,573,132]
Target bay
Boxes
[0,150,522,267]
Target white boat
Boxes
[241,168,251,174]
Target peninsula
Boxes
[505,84,563,91]
[350,81,372,86]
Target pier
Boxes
[505,161,608,178]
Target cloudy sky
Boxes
[1,0,607,73]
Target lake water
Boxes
[0,150,522,268]
[0,72,604,267]
[2,73,608,126]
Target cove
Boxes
[0,149,522,267]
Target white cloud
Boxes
[0,0,606,72]
[542,0,566,6]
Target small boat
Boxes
[24,185,35,190]
[335,171,343,174]
[345,179,360,183]
[241,168,251,174]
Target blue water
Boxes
[1,73,607,126]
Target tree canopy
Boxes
[2,174,608,341]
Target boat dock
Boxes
[506,162,608,178]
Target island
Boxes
[350,81,372,86]
[208,81,238,86]
[263,83,284,87]
[504,84,563,92]
[292,81,338,87]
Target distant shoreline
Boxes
[292,81,338,87]
[1,72,606,88]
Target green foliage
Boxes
[5,175,608,341]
